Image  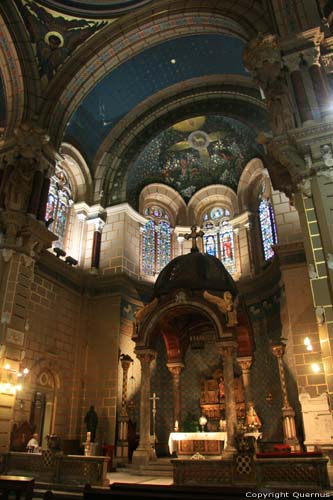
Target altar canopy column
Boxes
[219,342,237,456]
[167,362,184,431]
[272,343,301,451]
[237,356,253,409]
[132,350,157,465]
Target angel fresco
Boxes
[18,1,106,86]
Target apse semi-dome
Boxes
[154,252,238,298]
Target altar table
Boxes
[168,432,227,455]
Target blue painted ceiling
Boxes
[64,33,247,164]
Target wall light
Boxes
[304,337,313,351]
[0,362,29,395]
[311,363,320,373]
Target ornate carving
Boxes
[302,47,321,67]
[321,53,333,73]
[203,290,238,326]
[244,33,294,135]
[283,53,302,73]
[315,306,325,325]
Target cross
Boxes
[150,392,160,449]
[184,225,204,253]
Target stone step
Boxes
[124,460,173,477]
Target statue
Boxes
[246,404,261,430]
[84,405,98,442]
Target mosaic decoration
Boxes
[36,0,153,17]
[17,1,106,87]
[45,165,73,249]
[127,115,262,204]
[259,199,278,260]
[141,207,172,276]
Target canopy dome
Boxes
[154,252,238,298]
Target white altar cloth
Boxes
[168,431,227,454]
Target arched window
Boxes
[45,165,73,249]
[258,199,278,260]
[202,206,236,275]
[141,206,172,276]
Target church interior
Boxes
[1,0,333,493]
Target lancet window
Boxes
[45,165,73,249]
[258,198,278,260]
[202,207,236,274]
[141,206,172,276]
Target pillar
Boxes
[116,354,133,461]
[132,350,157,465]
[91,218,105,272]
[237,356,252,409]
[302,47,331,118]
[37,175,51,221]
[271,343,301,450]
[219,342,237,456]
[27,168,44,218]
[283,53,314,123]
[166,362,184,431]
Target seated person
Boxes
[26,433,40,453]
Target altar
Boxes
[168,432,227,456]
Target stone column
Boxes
[302,47,331,118]
[271,343,300,450]
[91,218,105,272]
[132,350,157,465]
[27,168,44,218]
[283,53,314,123]
[219,342,237,456]
[321,53,333,91]
[117,354,133,461]
[237,356,252,409]
[166,362,184,431]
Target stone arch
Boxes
[188,185,239,225]
[0,12,25,139]
[40,1,272,145]
[59,143,93,203]
[97,86,268,208]
[135,299,226,350]
[139,184,187,227]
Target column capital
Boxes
[243,33,282,84]
[119,353,133,371]
[271,343,286,358]
[217,341,237,358]
[237,356,253,372]
[283,52,302,73]
[302,46,321,67]
[135,349,157,365]
[321,53,333,74]
[166,362,184,376]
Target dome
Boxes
[154,252,238,298]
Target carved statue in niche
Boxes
[1,156,36,211]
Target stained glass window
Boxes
[220,221,236,274]
[204,234,217,256]
[259,199,278,260]
[156,221,171,272]
[141,207,172,276]
[45,166,73,249]
[141,219,156,275]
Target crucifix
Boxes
[184,225,204,253]
[150,392,160,450]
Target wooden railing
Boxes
[0,452,110,486]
